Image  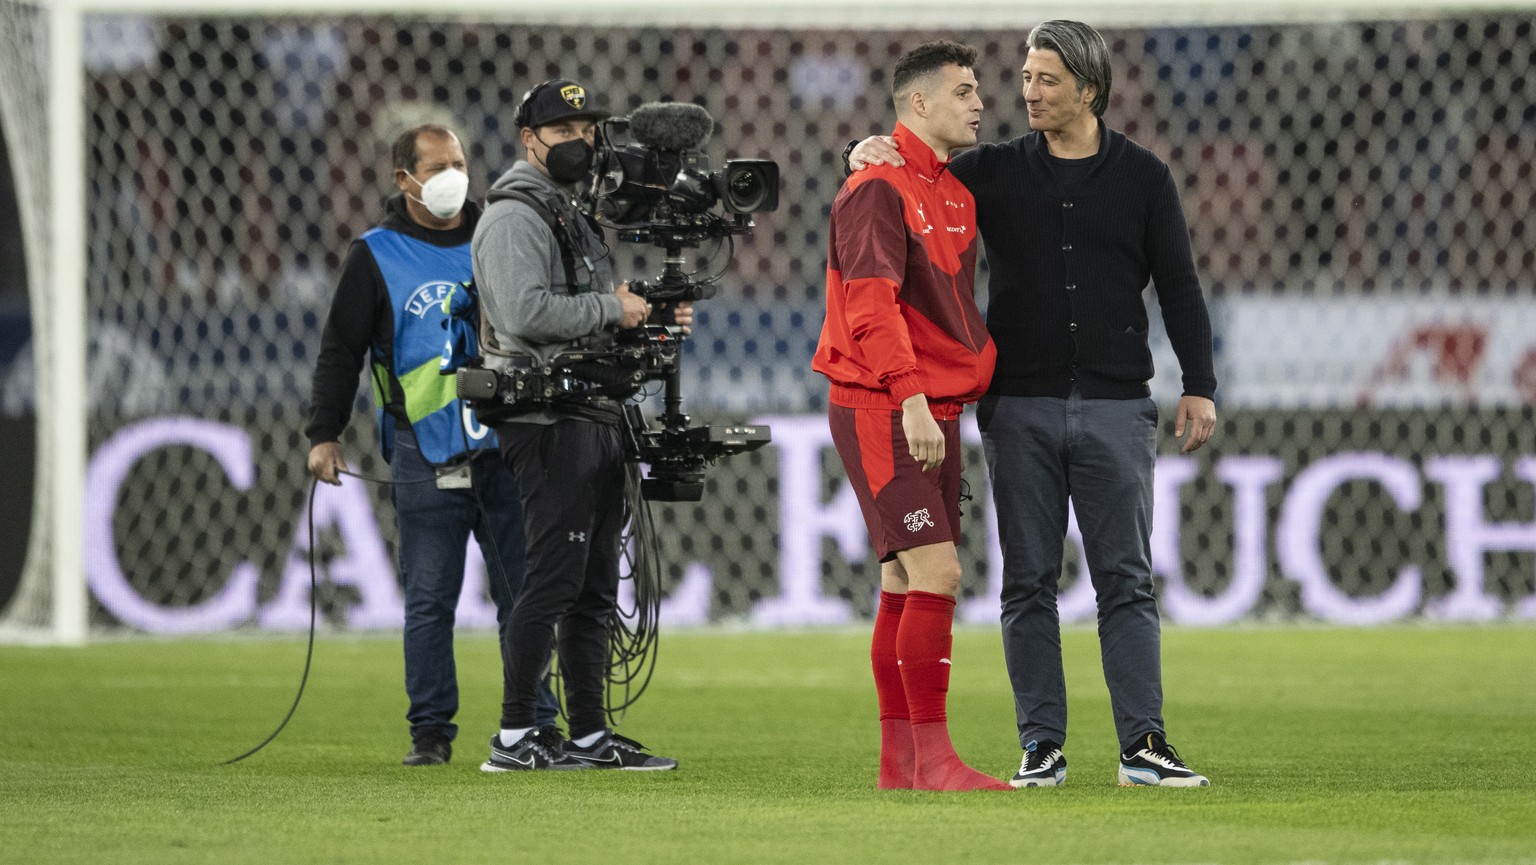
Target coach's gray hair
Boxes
[1027,20,1112,117]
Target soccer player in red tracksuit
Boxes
[813,41,1007,792]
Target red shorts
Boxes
[828,405,963,562]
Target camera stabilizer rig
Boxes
[586,100,778,501]
[457,339,768,503]
[618,281,769,502]
[457,321,768,503]
[620,363,770,502]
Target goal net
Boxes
[3,0,1534,641]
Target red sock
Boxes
[895,591,954,725]
[878,719,915,790]
[911,722,1012,791]
[872,592,912,789]
[899,591,1009,792]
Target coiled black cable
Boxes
[223,467,435,765]
[601,460,664,726]
[225,402,667,762]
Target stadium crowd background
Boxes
[1,9,1533,633]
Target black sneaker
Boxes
[480,727,588,772]
[1118,732,1210,787]
[1010,738,1066,787]
[562,731,678,771]
[402,733,451,766]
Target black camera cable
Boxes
[228,371,668,762]
[223,465,436,765]
[692,234,734,288]
[604,457,664,726]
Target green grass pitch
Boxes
[3,625,1533,864]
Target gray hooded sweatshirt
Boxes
[472,160,623,424]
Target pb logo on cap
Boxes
[560,85,587,109]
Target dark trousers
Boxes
[497,419,625,738]
[978,390,1165,752]
[389,426,557,742]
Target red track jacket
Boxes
[813,123,996,420]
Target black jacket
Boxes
[952,122,1217,400]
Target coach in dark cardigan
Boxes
[848,19,1216,788]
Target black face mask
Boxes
[543,138,594,185]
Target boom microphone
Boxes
[628,102,715,151]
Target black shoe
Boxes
[1118,732,1210,787]
[562,731,678,771]
[403,734,451,766]
[480,727,588,772]
[1010,738,1066,787]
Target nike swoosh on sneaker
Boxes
[484,752,536,772]
[503,751,536,769]
[574,750,624,767]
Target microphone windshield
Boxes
[628,102,715,151]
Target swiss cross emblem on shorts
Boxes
[904,509,935,533]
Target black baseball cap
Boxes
[514,79,610,129]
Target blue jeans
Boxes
[390,425,558,742]
[978,390,1165,752]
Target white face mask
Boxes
[406,168,469,219]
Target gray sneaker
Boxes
[481,727,588,772]
[562,731,678,771]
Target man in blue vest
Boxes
[306,123,556,766]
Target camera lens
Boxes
[719,160,780,214]
[725,166,768,211]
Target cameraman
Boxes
[472,78,687,772]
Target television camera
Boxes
[458,102,777,501]
[582,100,779,272]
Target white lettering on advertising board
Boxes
[84,416,1536,631]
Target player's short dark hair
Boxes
[891,40,979,102]
[1028,20,1112,117]
[391,124,459,173]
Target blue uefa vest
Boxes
[362,226,497,465]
